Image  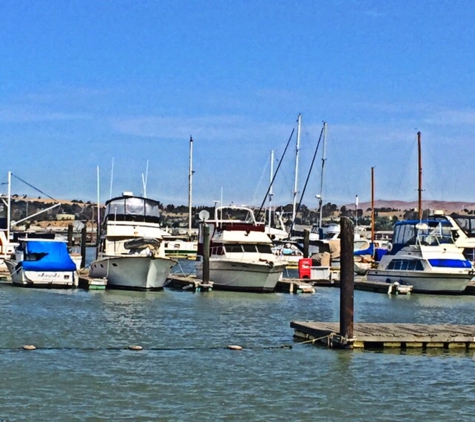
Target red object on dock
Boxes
[298,258,312,279]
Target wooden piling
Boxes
[339,217,354,348]
[202,224,210,284]
[67,224,74,247]
[80,225,87,269]
[303,229,310,258]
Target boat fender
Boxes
[386,242,392,252]
[23,344,36,350]
[227,345,243,351]
[268,261,274,268]
[128,345,143,351]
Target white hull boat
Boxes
[367,220,473,293]
[6,239,77,288]
[89,193,177,291]
[197,205,286,292]
[196,259,285,292]
[90,254,176,290]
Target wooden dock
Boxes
[165,275,213,292]
[285,277,413,294]
[291,321,475,349]
[275,279,315,294]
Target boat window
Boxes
[256,244,273,254]
[464,248,475,262]
[452,215,475,237]
[144,200,161,218]
[387,259,423,271]
[211,246,225,255]
[242,244,257,252]
[107,200,125,217]
[224,245,244,253]
[393,224,416,245]
[125,197,145,216]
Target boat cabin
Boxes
[103,193,161,225]
[389,220,454,254]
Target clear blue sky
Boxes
[1,0,475,208]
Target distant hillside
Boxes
[343,200,475,213]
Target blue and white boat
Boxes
[367,220,474,293]
[6,238,78,288]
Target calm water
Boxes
[1,257,475,421]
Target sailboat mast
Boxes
[268,149,274,232]
[292,114,302,224]
[371,166,375,243]
[417,131,422,220]
[318,122,327,229]
[188,136,194,237]
[7,171,11,245]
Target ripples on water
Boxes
[1,258,475,421]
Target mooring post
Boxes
[339,217,354,348]
[67,224,74,248]
[303,229,310,258]
[202,224,210,283]
[80,225,87,269]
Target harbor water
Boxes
[1,257,475,421]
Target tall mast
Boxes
[7,171,11,244]
[268,150,275,232]
[96,166,101,254]
[109,157,114,199]
[355,194,359,227]
[292,113,302,224]
[371,167,375,243]
[417,131,422,220]
[318,121,327,229]
[188,136,194,237]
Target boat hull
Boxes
[6,260,76,288]
[196,260,285,292]
[367,269,472,293]
[89,255,177,290]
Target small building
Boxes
[57,213,75,221]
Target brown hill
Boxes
[343,200,475,213]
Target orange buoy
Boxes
[227,345,243,351]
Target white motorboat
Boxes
[367,220,474,293]
[428,211,475,265]
[89,193,177,290]
[6,238,78,288]
[195,205,286,292]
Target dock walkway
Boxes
[291,321,475,349]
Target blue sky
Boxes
[1,0,475,208]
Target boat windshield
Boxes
[393,221,454,246]
[105,197,161,222]
[451,215,475,238]
[415,224,454,246]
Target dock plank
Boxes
[291,321,475,349]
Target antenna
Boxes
[292,114,302,224]
[96,166,101,256]
[109,157,114,199]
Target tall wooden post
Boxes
[80,225,87,269]
[202,224,210,283]
[67,224,74,248]
[303,229,310,258]
[339,217,354,348]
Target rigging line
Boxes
[11,173,57,201]
[252,154,271,205]
[289,125,325,235]
[255,128,295,222]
